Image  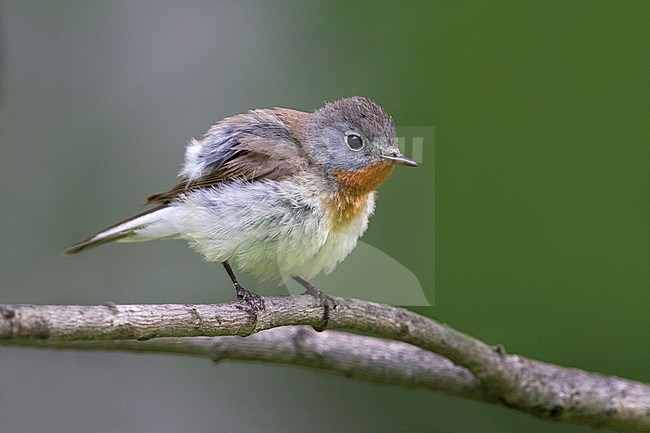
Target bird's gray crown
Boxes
[304,96,399,175]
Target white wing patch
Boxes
[180,137,205,181]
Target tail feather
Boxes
[62,204,171,255]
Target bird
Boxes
[64,96,417,313]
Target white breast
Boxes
[160,175,375,281]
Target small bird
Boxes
[64,96,417,312]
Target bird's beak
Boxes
[381,153,418,167]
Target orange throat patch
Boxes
[325,162,395,229]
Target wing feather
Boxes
[147,108,308,204]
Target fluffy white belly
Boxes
[153,177,374,281]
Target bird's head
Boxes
[304,96,417,194]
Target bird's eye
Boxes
[345,133,364,151]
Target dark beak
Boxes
[381,153,418,167]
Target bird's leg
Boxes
[222,261,264,317]
[292,276,336,331]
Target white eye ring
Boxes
[345,132,364,151]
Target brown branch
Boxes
[0,296,648,432]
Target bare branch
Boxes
[0,296,648,432]
[7,326,493,404]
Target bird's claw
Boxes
[294,277,336,332]
[235,283,265,319]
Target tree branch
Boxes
[6,326,493,404]
[0,296,648,432]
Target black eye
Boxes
[345,133,364,151]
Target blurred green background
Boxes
[1,1,647,432]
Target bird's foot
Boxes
[293,276,336,331]
[235,283,265,319]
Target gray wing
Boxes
[147,108,309,204]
